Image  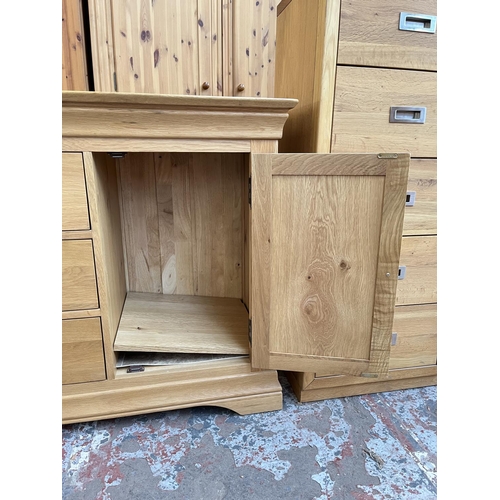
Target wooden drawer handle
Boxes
[389,106,426,124]
[399,12,437,33]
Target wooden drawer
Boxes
[62,240,99,311]
[62,317,106,384]
[389,304,437,369]
[62,153,90,231]
[331,66,437,157]
[396,236,436,305]
[338,0,437,71]
[403,159,437,236]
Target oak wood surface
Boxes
[275,0,339,153]
[115,292,249,354]
[62,239,99,311]
[403,159,437,236]
[62,91,297,152]
[84,153,128,379]
[396,235,437,305]
[316,303,437,376]
[288,367,436,402]
[117,152,244,297]
[338,0,437,71]
[62,153,90,231]
[63,318,106,384]
[63,356,281,423]
[331,66,437,157]
[251,153,409,375]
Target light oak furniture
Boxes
[62,90,410,423]
[88,0,278,97]
[275,0,437,401]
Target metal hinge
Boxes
[113,72,118,91]
[108,152,127,159]
[377,153,399,159]
[248,177,252,208]
[391,333,398,346]
[248,318,252,345]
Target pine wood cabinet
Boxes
[61,91,410,423]
[88,0,277,97]
[276,0,437,401]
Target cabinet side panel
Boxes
[118,153,162,293]
[84,153,127,379]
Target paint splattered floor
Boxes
[62,374,437,499]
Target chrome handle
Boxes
[399,12,437,33]
[389,106,426,124]
[398,266,406,280]
[406,191,416,207]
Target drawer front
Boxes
[62,317,106,384]
[62,153,90,231]
[331,66,437,157]
[62,240,99,311]
[403,159,437,236]
[389,304,437,369]
[396,236,436,305]
[338,0,437,71]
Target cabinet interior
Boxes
[91,151,250,375]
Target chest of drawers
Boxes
[276,0,437,401]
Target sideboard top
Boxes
[62,91,298,152]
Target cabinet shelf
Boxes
[114,292,250,355]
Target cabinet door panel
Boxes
[231,0,276,97]
[250,153,409,377]
[105,0,221,95]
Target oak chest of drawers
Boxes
[276,0,437,401]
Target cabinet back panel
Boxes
[270,175,385,359]
[118,152,244,298]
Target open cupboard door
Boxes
[249,153,409,377]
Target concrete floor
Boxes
[62,374,437,499]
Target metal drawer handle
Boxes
[399,12,437,33]
[390,106,426,124]
[406,191,416,207]
[398,266,406,280]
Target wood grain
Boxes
[84,152,128,379]
[403,159,437,235]
[62,0,88,90]
[338,0,437,71]
[396,235,437,305]
[63,318,106,384]
[232,0,276,97]
[118,153,162,293]
[62,153,90,231]
[275,0,340,153]
[269,175,385,361]
[62,356,281,423]
[62,239,99,311]
[331,66,437,157]
[115,292,249,354]
[364,156,409,376]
